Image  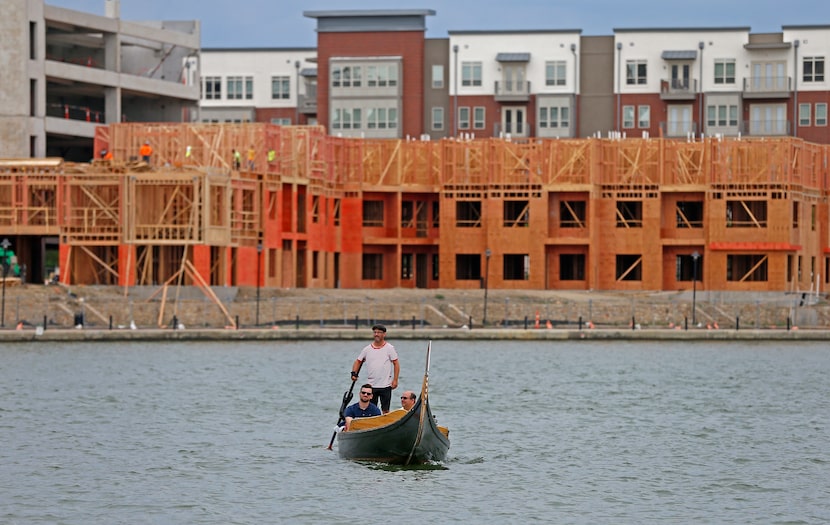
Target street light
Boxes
[256,243,263,326]
[483,248,491,326]
[691,251,700,326]
[452,44,459,137]
[294,60,301,125]
[0,238,11,328]
[698,41,704,137]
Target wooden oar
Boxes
[327,363,362,450]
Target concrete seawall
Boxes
[1,326,826,342]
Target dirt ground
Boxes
[1,282,827,330]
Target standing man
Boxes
[351,324,399,414]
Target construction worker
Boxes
[247,145,255,170]
[267,148,276,164]
[139,141,153,164]
[232,149,241,170]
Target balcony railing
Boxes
[743,76,791,98]
[659,78,698,100]
[659,121,698,137]
[298,94,317,114]
[743,119,790,136]
[494,81,531,101]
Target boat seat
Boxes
[348,409,406,431]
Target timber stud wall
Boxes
[1,123,829,294]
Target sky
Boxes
[47,0,829,48]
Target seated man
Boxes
[400,390,416,411]
[343,384,381,431]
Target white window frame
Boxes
[714,59,736,85]
[473,107,485,130]
[458,107,470,129]
[799,103,811,127]
[803,56,825,82]
[271,76,290,100]
[432,65,444,88]
[432,107,444,131]
[202,76,221,100]
[461,62,482,87]
[623,105,635,128]
[539,105,570,129]
[227,76,253,100]
[638,105,650,128]
[816,103,828,126]
[626,60,647,85]
[545,61,567,86]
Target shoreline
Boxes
[1,326,825,342]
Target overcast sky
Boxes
[47,0,828,48]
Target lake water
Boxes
[1,340,828,524]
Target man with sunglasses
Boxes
[350,324,400,414]
[343,384,382,431]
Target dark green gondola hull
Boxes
[336,398,450,464]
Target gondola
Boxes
[335,341,450,464]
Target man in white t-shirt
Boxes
[350,324,399,413]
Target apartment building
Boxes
[197,10,829,145]
[0,0,200,161]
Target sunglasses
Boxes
[360,392,373,396]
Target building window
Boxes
[503,200,529,227]
[707,104,739,127]
[458,107,470,129]
[432,253,439,280]
[622,105,635,128]
[456,201,481,227]
[727,254,768,282]
[365,64,397,87]
[362,200,384,227]
[616,201,642,227]
[270,118,291,125]
[559,254,585,280]
[473,107,486,129]
[676,201,703,228]
[362,254,383,280]
[726,200,767,227]
[432,107,444,131]
[714,59,736,84]
[539,106,570,129]
[799,103,811,127]
[816,103,827,126]
[331,65,363,88]
[271,76,290,99]
[203,76,221,100]
[461,62,482,87]
[333,198,341,226]
[560,201,586,228]
[366,107,397,129]
[803,56,825,82]
[625,60,647,85]
[432,65,444,88]
[503,254,529,280]
[401,253,413,279]
[616,254,642,281]
[545,61,567,86]
[227,76,253,100]
[638,105,650,128]
[455,254,481,280]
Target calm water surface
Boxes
[1,340,828,524]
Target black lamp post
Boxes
[0,238,10,328]
[452,44,459,137]
[256,243,263,326]
[691,251,700,325]
[483,248,491,326]
[294,60,301,125]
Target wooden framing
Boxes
[2,124,830,293]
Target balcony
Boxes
[660,78,698,101]
[743,119,790,136]
[494,81,531,102]
[298,93,317,115]
[659,121,698,138]
[743,76,791,99]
